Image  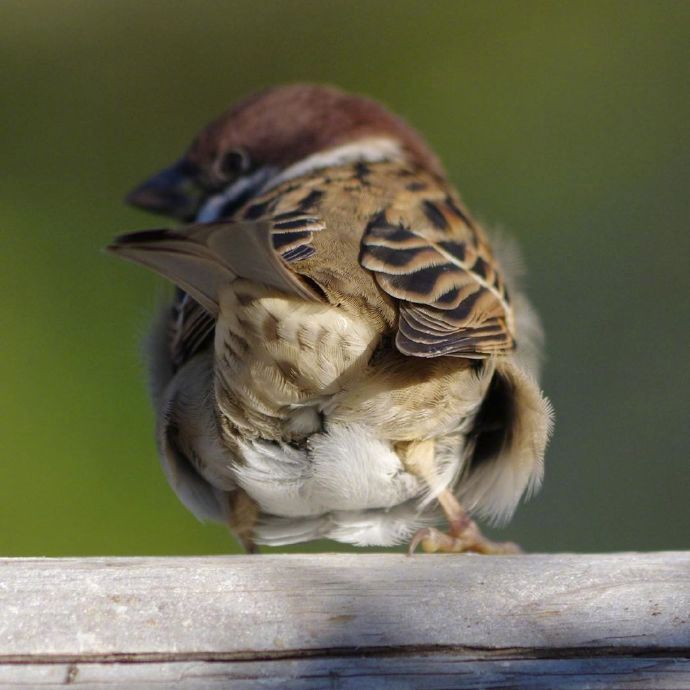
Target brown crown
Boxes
[186,84,444,177]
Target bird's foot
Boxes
[407,520,522,556]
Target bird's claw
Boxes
[407,525,523,556]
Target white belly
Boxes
[231,423,468,547]
[234,423,421,515]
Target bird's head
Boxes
[126,83,443,221]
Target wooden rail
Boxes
[0,552,688,688]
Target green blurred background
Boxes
[2,1,688,556]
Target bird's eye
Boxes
[215,148,251,180]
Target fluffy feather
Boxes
[459,359,554,524]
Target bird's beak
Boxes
[125,159,206,221]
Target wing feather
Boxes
[108,217,322,316]
[110,182,328,373]
[360,199,514,358]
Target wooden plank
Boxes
[0,553,688,688]
[2,552,688,657]
[1,658,689,690]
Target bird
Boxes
[108,84,553,555]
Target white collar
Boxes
[262,137,403,191]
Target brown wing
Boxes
[360,194,514,358]
[108,211,324,316]
[164,201,325,367]
[110,183,328,374]
[240,183,327,264]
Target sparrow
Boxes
[109,84,553,554]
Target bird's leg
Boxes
[401,440,521,556]
[408,489,522,555]
[228,489,261,555]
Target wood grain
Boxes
[1,553,688,688]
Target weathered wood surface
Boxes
[0,552,688,688]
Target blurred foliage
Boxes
[1,0,688,556]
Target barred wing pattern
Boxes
[361,197,514,358]
[242,187,326,265]
[116,161,515,368]
[164,188,327,371]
